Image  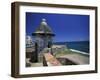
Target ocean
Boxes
[53,41,89,53]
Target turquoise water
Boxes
[53,41,89,53]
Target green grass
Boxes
[54,49,72,57]
[54,48,85,57]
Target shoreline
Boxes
[70,49,89,56]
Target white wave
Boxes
[70,49,89,56]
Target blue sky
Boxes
[26,12,89,42]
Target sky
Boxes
[26,12,89,42]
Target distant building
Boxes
[26,36,35,58]
[26,36,34,48]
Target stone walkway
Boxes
[44,53,62,66]
[26,58,43,67]
[26,52,89,67]
[58,53,89,65]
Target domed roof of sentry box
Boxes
[32,19,55,36]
